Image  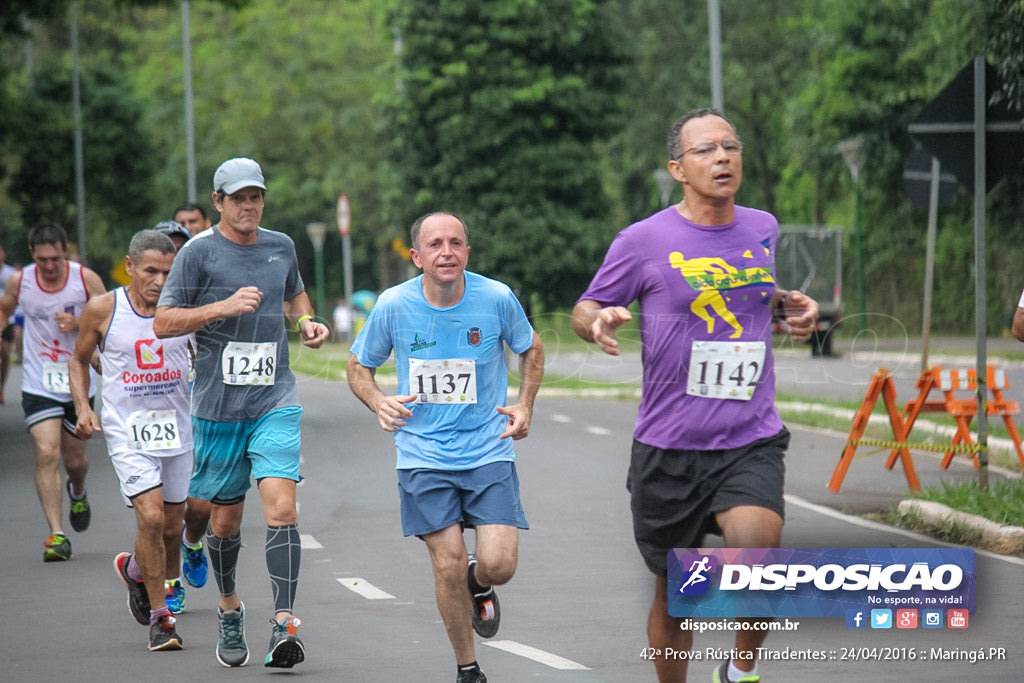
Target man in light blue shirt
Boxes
[348,212,544,683]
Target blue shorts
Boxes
[190,406,303,504]
[397,461,529,537]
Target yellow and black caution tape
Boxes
[847,438,984,455]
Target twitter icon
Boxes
[870,609,892,629]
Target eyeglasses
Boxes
[680,140,743,159]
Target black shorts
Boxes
[1,323,13,342]
[626,429,788,576]
[22,392,92,435]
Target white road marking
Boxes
[483,640,590,670]
[551,413,573,423]
[585,425,611,436]
[337,577,397,600]
[300,534,322,549]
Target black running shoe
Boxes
[457,664,488,683]
[148,614,183,651]
[67,481,91,532]
[264,616,305,668]
[467,554,500,638]
[43,532,72,562]
[113,552,151,625]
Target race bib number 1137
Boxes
[409,358,477,404]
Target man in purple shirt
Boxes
[572,108,818,683]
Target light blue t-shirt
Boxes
[350,271,535,471]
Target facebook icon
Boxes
[845,609,866,629]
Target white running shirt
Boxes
[100,287,193,457]
[18,261,95,400]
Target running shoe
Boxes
[467,554,500,638]
[216,602,249,667]
[148,613,183,651]
[181,534,208,588]
[42,532,72,562]
[712,660,760,683]
[456,664,488,682]
[165,579,185,614]
[264,615,305,668]
[66,481,90,532]
[113,552,150,625]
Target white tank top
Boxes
[100,287,193,457]
[19,261,95,400]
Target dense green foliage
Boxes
[388,0,628,312]
[1,0,1022,335]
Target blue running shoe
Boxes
[181,538,208,588]
[165,579,185,614]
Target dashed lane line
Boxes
[333,567,593,670]
[483,640,590,670]
[337,577,397,600]
[300,534,323,549]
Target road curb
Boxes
[897,499,1024,555]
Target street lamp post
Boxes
[305,222,327,322]
[337,194,353,319]
[653,169,675,208]
[838,137,866,332]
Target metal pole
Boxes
[973,56,988,489]
[181,0,197,202]
[707,0,724,111]
[854,176,865,332]
[314,246,326,322]
[920,156,940,371]
[337,194,354,322]
[70,2,87,263]
[343,233,354,314]
[305,222,327,320]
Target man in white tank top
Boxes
[0,223,105,563]
[69,230,193,652]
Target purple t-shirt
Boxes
[578,205,784,451]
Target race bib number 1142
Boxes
[686,341,765,400]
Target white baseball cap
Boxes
[213,157,267,195]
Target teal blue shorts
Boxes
[190,406,303,504]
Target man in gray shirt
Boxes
[155,158,329,669]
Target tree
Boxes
[120,0,396,298]
[989,0,1024,112]
[389,0,628,311]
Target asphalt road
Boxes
[1,347,1022,682]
